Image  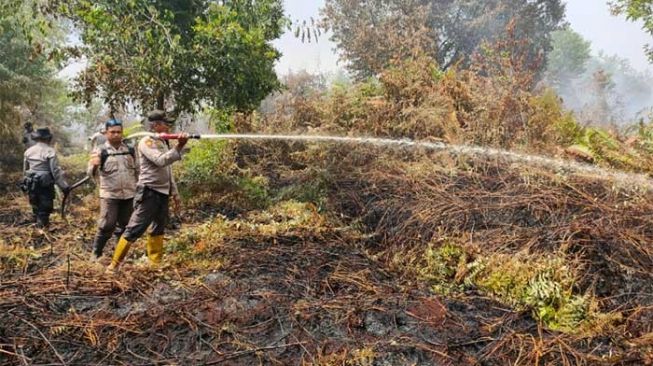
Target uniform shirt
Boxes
[87,141,139,200]
[137,136,182,195]
[23,142,69,190]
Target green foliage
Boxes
[59,152,90,175]
[0,244,41,272]
[48,0,285,113]
[166,200,325,266]
[546,29,592,85]
[474,254,598,333]
[179,140,270,209]
[610,0,653,63]
[0,11,64,169]
[418,243,614,333]
[275,178,328,211]
[419,242,467,295]
[586,128,639,168]
[206,108,236,133]
[530,89,582,146]
[179,140,234,189]
[165,222,227,268]
[236,175,270,208]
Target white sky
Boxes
[272,0,653,75]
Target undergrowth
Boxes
[418,241,620,334]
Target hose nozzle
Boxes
[157,133,201,140]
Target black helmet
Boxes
[31,127,53,141]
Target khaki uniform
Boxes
[88,142,138,200]
[136,136,181,195]
[122,136,182,241]
[88,142,138,258]
[23,142,69,227]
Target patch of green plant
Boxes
[418,242,468,295]
[166,221,229,264]
[166,201,326,266]
[530,89,582,145]
[635,121,653,154]
[274,170,328,211]
[178,139,272,210]
[571,128,636,168]
[0,245,41,271]
[418,244,616,333]
[236,175,270,209]
[206,107,236,133]
[357,78,384,98]
[59,152,89,175]
[178,139,233,191]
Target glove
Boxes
[62,186,72,195]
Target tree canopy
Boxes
[610,0,653,63]
[0,2,64,167]
[545,29,592,86]
[322,0,567,79]
[48,0,286,114]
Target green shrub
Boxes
[236,175,270,208]
[274,169,328,211]
[418,243,614,333]
[419,242,467,295]
[178,140,234,192]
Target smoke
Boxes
[546,30,653,126]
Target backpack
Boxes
[99,146,136,172]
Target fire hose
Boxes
[60,133,200,219]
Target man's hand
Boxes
[175,133,190,151]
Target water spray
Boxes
[126,132,653,190]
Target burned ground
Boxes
[1,142,653,365]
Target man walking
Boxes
[88,119,138,261]
[108,110,188,271]
[22,127,70,228]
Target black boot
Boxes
[92,231,112,259]
[36,214,49,228]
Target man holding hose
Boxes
[107,110,189,272]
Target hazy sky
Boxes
[272,0,653,75]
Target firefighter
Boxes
[87,118,138,261]
[22,127,70,228]
[107,110,188,272]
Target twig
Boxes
[17,316,67,365]
[204,341,307,365]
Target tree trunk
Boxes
[156,93,165,110]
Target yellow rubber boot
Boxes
[146,235,164,265]
[108,236,132,271]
